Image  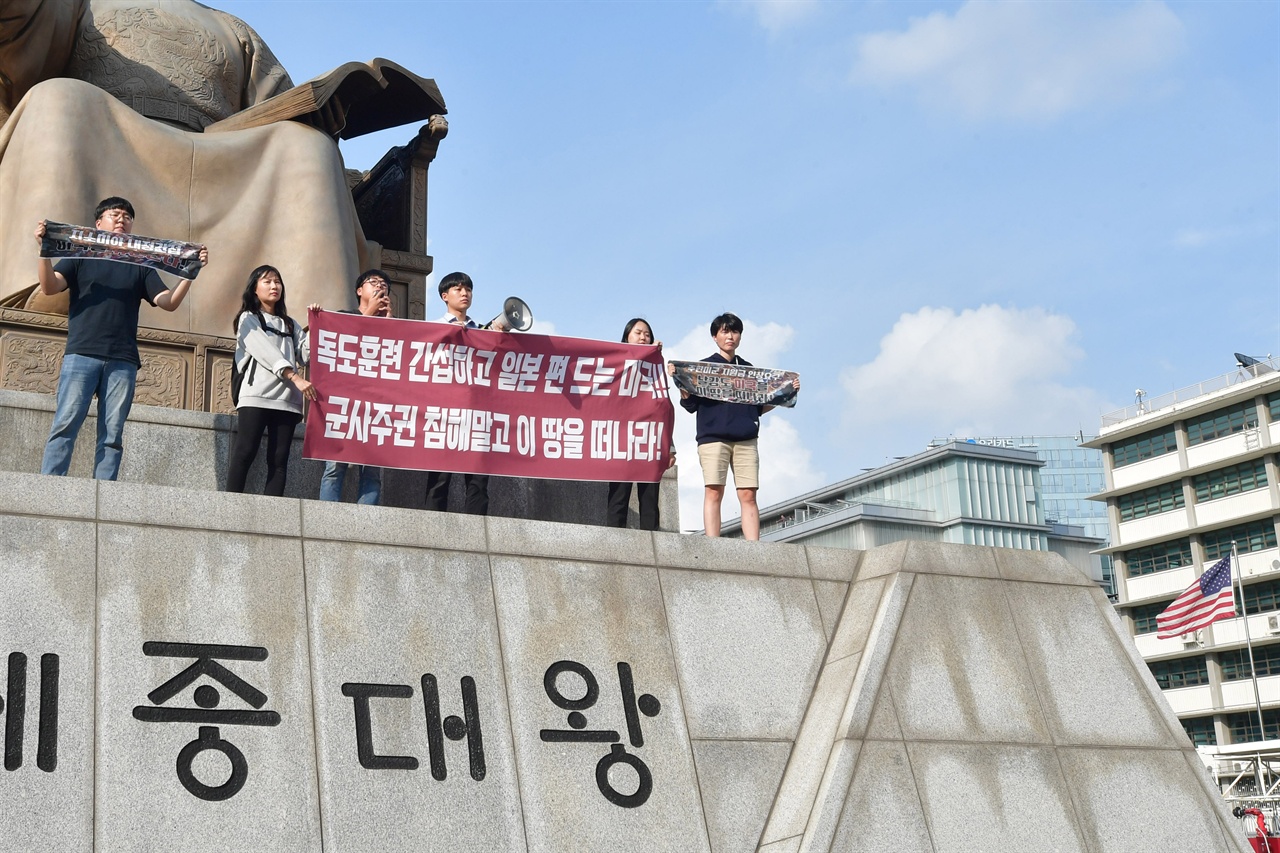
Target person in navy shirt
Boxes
[677,312,796,540]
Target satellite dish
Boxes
[1236,353,1274,375]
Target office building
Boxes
[1084,357,1280,759]
[724,440,1104,581]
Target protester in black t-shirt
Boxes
[34,197,208,480]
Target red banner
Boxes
[302,310,674,482]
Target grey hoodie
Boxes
[234,311,309,414]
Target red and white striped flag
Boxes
[1156,555,1235,640]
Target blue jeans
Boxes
[319,461,382,504]
[41,353,138,480]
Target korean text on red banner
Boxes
[302,310,674,482]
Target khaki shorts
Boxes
[697,439,759,489]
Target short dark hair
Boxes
[438,271,473,295]
[95,197,135,221]
[710,312,743,336]
[356,269,389,291]
[621,318,654,343]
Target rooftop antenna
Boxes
[1134,388,1147,413]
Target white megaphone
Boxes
[484,296,534,332]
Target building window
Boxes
[1186,402,1257,446]
[1269,391,1280,423]
[1181,715,1217,746]
[1148,655,1208,689]
[1117,482,1185,521]
[1194,460,1269,503]
[1202,520,1278,562]
[1227,709,1280,743]
[1221,644,1280,681]
[1112,427,1178,468]
[1123,538,1193,577]
[1130,600,1173,634]
[1237,578,1280,617]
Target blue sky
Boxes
[218,0,1279,530]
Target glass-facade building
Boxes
[724,441,1103,582]
[929,436,1112,595]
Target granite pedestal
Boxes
[0,471,1247,852]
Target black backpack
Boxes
[230,358,254,407]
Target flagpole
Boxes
[1232,542,1270,799]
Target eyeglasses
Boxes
[100,210,133,222]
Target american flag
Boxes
[1156,555,1235,640]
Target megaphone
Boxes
[485,296,534,332]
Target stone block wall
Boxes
[0,470,1249,852]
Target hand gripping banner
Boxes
[668,360,799,408]
[302,309,675,481]
[39,221,205,279]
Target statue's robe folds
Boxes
[0,0,369,337]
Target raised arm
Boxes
[153,246,207,311]
[34,221,68,295]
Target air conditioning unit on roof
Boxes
[1267,614,1280,635]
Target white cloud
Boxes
[1173,221,1275,250]
[663,317,794,371]
[851,0,1184,121]
[666,318,823,531]
[718,0,821,35]
[840,304,1106,438]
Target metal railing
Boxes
[1100,357,1280,427]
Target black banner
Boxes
[669,360,799,408]
[39,221,204,280]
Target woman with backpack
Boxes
[224,264,316,495]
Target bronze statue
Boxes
[0,0,445,338]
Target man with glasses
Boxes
[34,197,208,480]
[316,269,393,504]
